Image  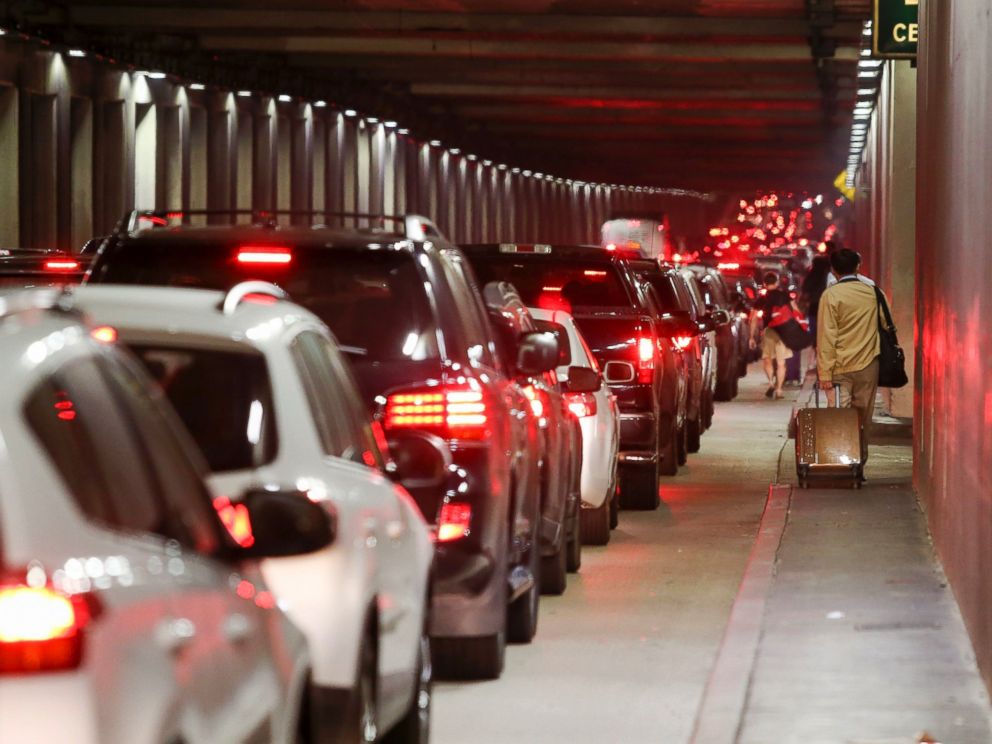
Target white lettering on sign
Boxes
[893,22,919,43]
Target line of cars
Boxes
[0,210,752,743]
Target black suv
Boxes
[459,243,684,510]
[85,210,560,680]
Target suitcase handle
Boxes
[813,381,842,408]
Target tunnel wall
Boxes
[913,0,992,691]
[0,38,712,252]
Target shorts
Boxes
[761,328,793,363]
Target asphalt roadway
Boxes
[432,370,790,743]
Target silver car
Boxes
[0,292,331,744]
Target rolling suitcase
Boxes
[795,387,864,489]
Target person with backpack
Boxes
[750,271,801,399]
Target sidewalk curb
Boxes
[688,484,792,744]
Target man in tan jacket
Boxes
[817,248,888,470]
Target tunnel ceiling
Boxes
[20,0,871,192]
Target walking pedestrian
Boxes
[750,271,800,400]
[800,255,832,365]
[817,248,890,475]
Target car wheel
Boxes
[337,623,378,744]
[618,463,659,510]
[686,416,702,453]
[715,368,735,402]
[381,624,431,744]
[508,521,541,641]
[540,540,567,595]
[580,500,611,546]
[659,419,679,477]
[677,424,688,466]
[566,508,582,572]
[432,632,505,680]
[609,487,619,529]
[731,373,740,399]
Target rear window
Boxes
[94,242,440,362]
[638,273,682,314]
[466,255,632,311]
[130,345,277,473]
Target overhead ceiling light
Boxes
[860,48,872,57]
[138,71,167,79]
[854,113,871,120]
[522,170,533,176]
[466,154,477,161]
[68,49,86,58]
[429,139,442,147]
[511,167,521,174]
[858,71,879,78]
[365,117,379,124]
[483,159,493,167]
[314,100,327,108]
[448,147,460,154]
[237,90,252,97]
[859,59,883,68]
[344,109,358,117]
[384,120,397,128]
[857,88,877,95]
[278,94,292,103]
[397,128,410,135]
[189,83,206,91]
[534,172,543,178]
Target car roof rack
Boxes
[221,281,289,316]
[117,210,444,242]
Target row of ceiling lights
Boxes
[0,25,666,196]
[847,20,884,188]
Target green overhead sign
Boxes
[873,0,919,59]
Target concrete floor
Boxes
[432,371,792,743]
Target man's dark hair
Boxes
[830,248,861,276]
[824,240,838,254]
[762,271,779,287]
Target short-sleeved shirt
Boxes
[755,289,792,328]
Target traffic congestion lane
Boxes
[432,369,794,743]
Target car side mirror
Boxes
[386,430,452,491]
[565,366,601,393]
[658,314,698,339]
[517,331,559,375]
[237,487,335,558]
[603,360,636,384]
[711,309,731,326]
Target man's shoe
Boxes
[765,386,775,399]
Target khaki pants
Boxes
[826,358,879,465]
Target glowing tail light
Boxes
[636,335,655,384]
[90,326,117,344]
[384,385,489,441]
[564,392,597,418]
[44,260,80,272]
[436,502,472,542]
[236,247,293,265]
[0,582,94,674]
[213,496,255,549]
[522,385,545,418]
[673,335,694,351]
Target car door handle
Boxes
[156,617,197,654]
[223,613,255,644]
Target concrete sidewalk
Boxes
[722,379,992,743]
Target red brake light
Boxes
[0,581,93,674]
[436,502,472,542]
[44,259,80,272]
[384,385,489,441]
[717,262,740,271]
[236,247,293,265]
[673,335,693,350]
[636,335,655,384]
[213,496,255,548]
[583,270,607,277]
[564,392,597,418]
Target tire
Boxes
[619,463,659,510]
[340,625,378,744]
[432,633,505,681]
[686,416,702,453]
[508,521,541,641]
[540,540,567,596]
[580,500,611,546]
[715,368,735,402]
[566,508,582,572]
[609,488,619,529]
[381,625,431,744]
[677,425,688,466]
[731,372,740,399]
[658,419,679,477]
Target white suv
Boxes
[0,292,329,744]
[529,307,620,545]
[71,282,438,744]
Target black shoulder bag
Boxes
[873,286,908,388]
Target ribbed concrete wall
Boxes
[0,38,713,251]
[915,0,992,691]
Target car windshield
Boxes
[466,255,631,311]
[95,242,440,361]
[129,344,277,473]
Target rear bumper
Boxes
[619,411,657,452]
